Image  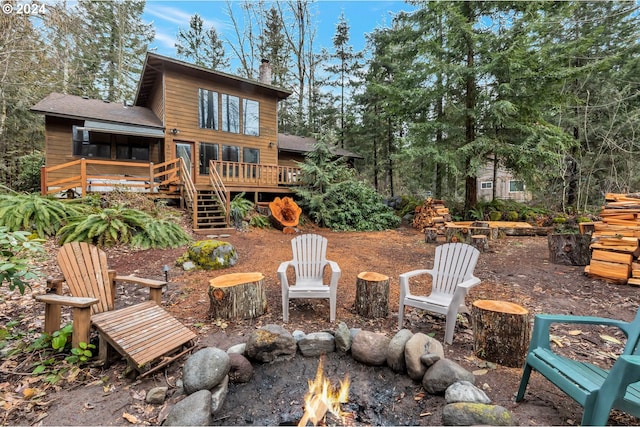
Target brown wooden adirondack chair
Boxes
[36,242,196,377]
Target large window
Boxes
[72,125,111,158]
[243,99,259,136]
[222,145,240,162]
[509,180,525,192]
[199,143,219,175]
[222,94,239,133]
[243,147,259,164]
[116,138,150,161]
[198,88,218,130]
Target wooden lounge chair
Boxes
[278,233,341,322]
[516,310,640,425]
[398,242,481,344]
[36,242,196,377]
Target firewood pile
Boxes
[412,197,451,232]
[585,193,640,285]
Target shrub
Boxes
[57,207,192,248]
[0,192,87,238]
[0,226,45,294]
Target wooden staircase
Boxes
[195,190,228,230]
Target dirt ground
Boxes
[3,222,640,426]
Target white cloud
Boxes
[145,3,224,31]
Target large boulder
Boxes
[351,330,390,366]
[245,324,297,363]
[182,348,230,395]
[183,240,238,270]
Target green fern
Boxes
[57,207,149,246]
[0,193,87,238]
[131,219,192,249]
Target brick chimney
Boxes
[258,59,272,84]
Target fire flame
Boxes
[298,355,350,426]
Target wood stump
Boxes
[424,228,438,243]
[208,272,267,320]
[548,233,592,266]
[354,272,389,318]
[472,299,530,368]
[471,234,488,252]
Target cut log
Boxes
[471,235,488,252]
[587,259,630,283]
[472,299,530,368]
[424,227,438,243]
[208,272,267,320]
[591,249,633,265]
[354,272,389,318]
[547,233,592,266]
[269,197,302,230]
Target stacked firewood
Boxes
[586,193,640,285]
[412,197,451,232]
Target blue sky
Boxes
[143,1,416,59]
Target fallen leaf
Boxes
[22,388,36,399]
[472,369,488,376]
[600,334,622,345]
[568,330,582,336]
[123,412,139,424]
[84,402,95,409]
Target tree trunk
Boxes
[208,272,266,320]
[548,233,592,266]
[472,299,530,368]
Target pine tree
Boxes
[175,13,228,70]
[76,0,154,102]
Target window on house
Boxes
[72,125,111,158]
[481,181,493,190]
[222,94,239,133]
[221,144,239,178]
[509,180,525,192]
[243,147,259,164]
[116,138,150,161]
[198,88,218,130]
[243,99,259,136]
[199,143,219,175]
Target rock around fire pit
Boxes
[163,323,516,426]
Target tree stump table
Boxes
[471,299,530,368]
[208,272,267,320]
[354,272,389,318]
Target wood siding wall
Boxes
[163,67,280,186]
[44,116,161,183]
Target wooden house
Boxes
[476,158,532,203]
[31,53,360,231]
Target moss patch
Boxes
[183,240,238,270]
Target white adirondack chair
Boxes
[277,234,341,322]
[398,242,481,344]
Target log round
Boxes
[471,299,530,368]
[269,197,302,230]
[471,234,488,252]
[354,272,389,318]
[424,227,438,244]
[208,272,267,320]
[547,233,592,266]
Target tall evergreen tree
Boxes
[175,13,228,70]
[325,13,363,148]
[76,0,154,102]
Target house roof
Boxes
[277,133,363,159]
[135,52,292,107]
[31,93,163,129]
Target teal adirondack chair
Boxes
[516,309,640,426]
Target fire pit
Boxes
[212,352,441,426]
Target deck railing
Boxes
[209,160,302,186]
[40,158,182,197]
[41,158,302,197]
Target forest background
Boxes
[1,0,639,216]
